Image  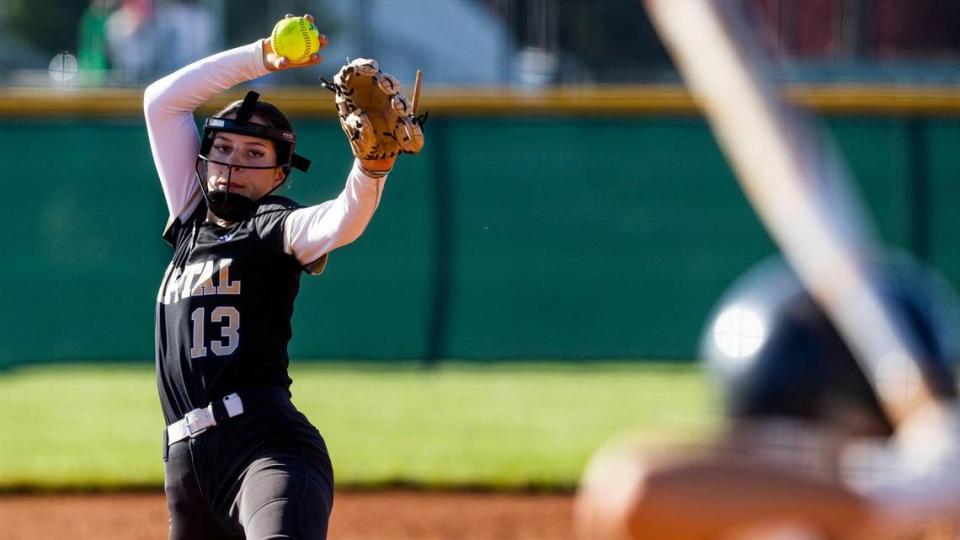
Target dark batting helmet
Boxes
[700,251,960,437]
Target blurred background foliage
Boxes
[5,0,89,53]
[5,0,960,87]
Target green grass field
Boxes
[0,362,719,492]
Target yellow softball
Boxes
[270,17,321,65]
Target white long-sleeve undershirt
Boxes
[143,40,386,274]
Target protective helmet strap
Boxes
[235,91,260,125]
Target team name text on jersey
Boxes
[157,259,242,305]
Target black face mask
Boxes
[195,155,281,222]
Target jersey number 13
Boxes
[190,306,240,358]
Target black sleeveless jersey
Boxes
[155,195,309,425]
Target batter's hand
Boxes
[262,14,326,71]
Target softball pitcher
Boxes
[143,14,423,539]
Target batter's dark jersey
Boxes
[156,195,312,426]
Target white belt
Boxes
[167,392,244,445]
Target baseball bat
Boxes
[643,0,936,426]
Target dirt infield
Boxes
[0,490,575,539]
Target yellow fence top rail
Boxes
[1,85,960,118]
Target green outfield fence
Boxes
[2,86,959,366]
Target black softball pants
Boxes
[163,395,334,539]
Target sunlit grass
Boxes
[0,362,719,491]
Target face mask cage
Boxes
[195,91,311,222]
[194,155,282,222]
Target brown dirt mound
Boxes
[0,490,575,539]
